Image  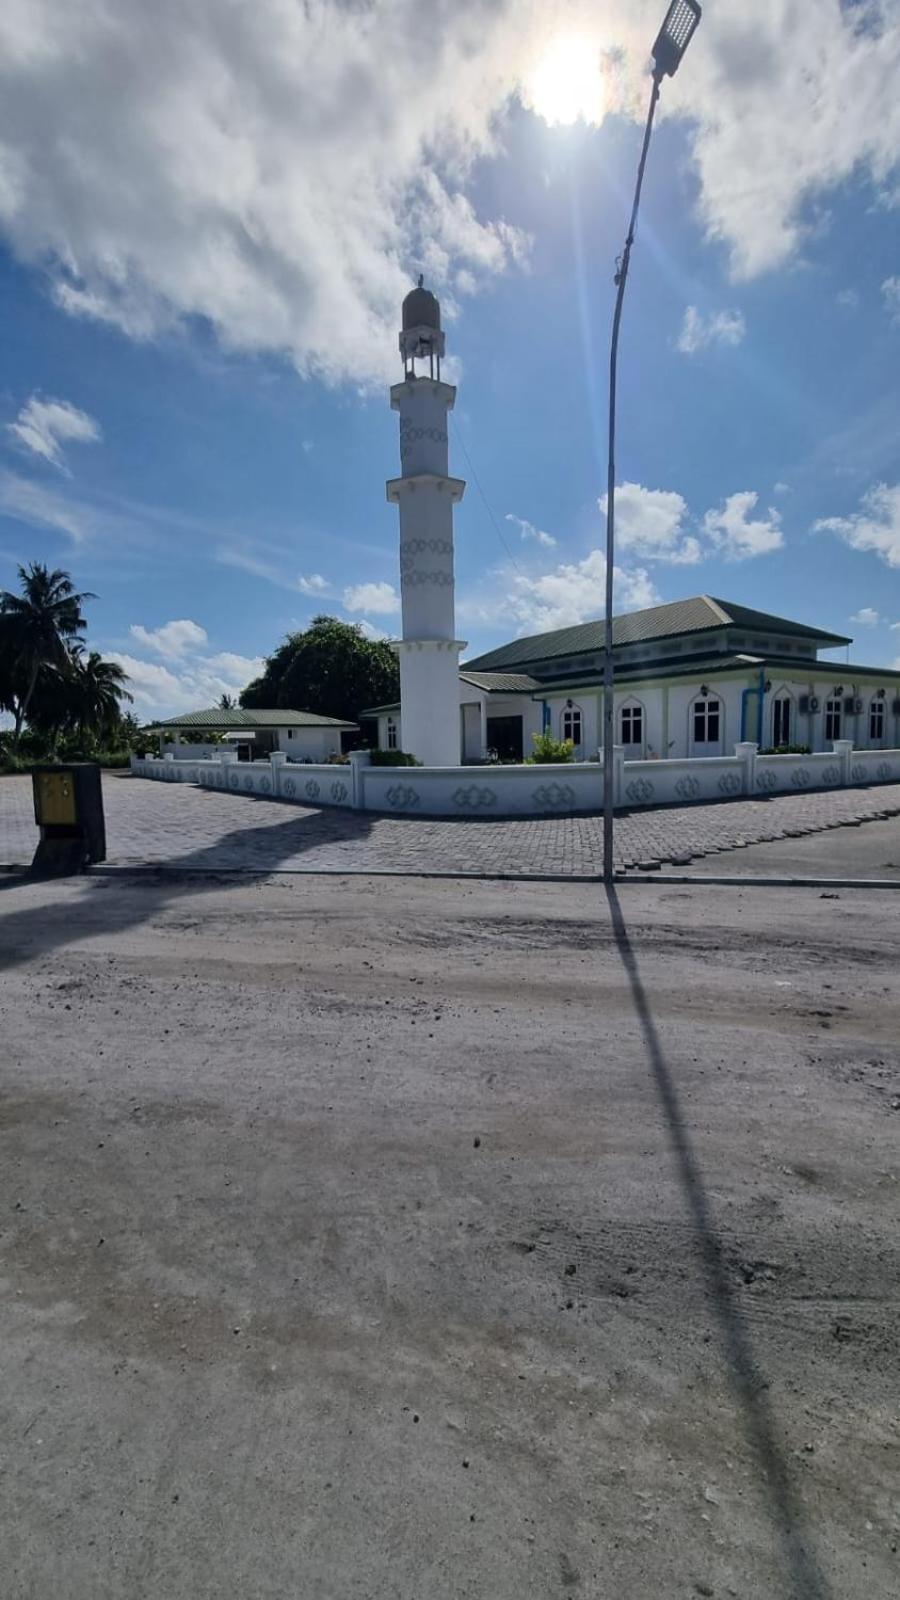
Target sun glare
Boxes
[525,34,606,128]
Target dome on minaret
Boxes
[402,276,441,331]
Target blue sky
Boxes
[1,0,899,717]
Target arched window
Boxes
[620,701,644,747]
[560,703,583,749]
[773,695,792,747]
[386,716,398,751]
[692,695,722,745]
[869,697,885,743]
[824,697,842,741]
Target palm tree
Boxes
[219,693,236,710]
[0,563,93,740]
[68,651,133,744]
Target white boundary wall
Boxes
[131,739,900,817]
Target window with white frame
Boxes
[869,698,885,742]
[561,704,583,747]
[620,703,644,746]
[773,697,791,746]
[692,696,721,744]
[824,697,841,741]
[386,716,398,751]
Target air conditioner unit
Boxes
[854,696,863,714]
[843,695,856,714]
[801,694,820,714]
[892,698,900,717]
[799,695,810,714]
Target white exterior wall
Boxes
[276,726,345,761]
[159,740,222,760]
[132,739,900,815]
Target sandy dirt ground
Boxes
[1,862,898,1599]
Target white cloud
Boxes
[598,482,701,565]
[351,619,390,643]
[6,395,101,470]
[676,306,746,355]
[106,639,264,718]
[129,618,209,658]
[0,2,897,386]
[815,482,900,568]
[702,491,784,560]
[773,481,790,496]
[343,581,400,616]
[506,512,556,549]
[0,468,91,541]
[487,550,660,634]
[297,573,330,596]
[850,607,881,626]
[882,276,900,325]
[836,288,860,310]
[216,546,336,597]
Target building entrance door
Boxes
[486,715,523,761]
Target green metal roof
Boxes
[459,670,541,693]
[148,707,358,730]
[464,596,851,672]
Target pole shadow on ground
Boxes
[0,795,377,974]
[604,884,830,1600]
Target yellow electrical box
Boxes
[34,770,78,826]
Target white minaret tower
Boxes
[387,278,466,766]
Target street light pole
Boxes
[601,1,701,884]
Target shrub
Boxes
[524,732,575,764]
[369,749,422,767]
[758,743,811,756]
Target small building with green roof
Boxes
[147,707,357,763]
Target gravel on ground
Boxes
[1,861,898,1598]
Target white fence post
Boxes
[833,738,853,785]
[348,749,371,809]
[269,751,288,796]
[734,741,758,796]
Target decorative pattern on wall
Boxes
[243,775,254,790]
[625,778,655,805]
[451,785,497,810]
[229,772,240,790]
[533,782,577,809]
[717,772,742,796]
[756,770,777,791]
[305,779,321,800]
[821,764,841,785]
[400,424,447,451]
[401,538,453,556]
[331,780,349,802]
[400,570,453,587]
[675,775,701,800]
[260,778,271,793]
[790,768,811,789]
[385,784,420,810]
[283,778,296,798]
[877,761,892,781]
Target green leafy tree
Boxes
[68,650,133,743]
[0,563,92,741]
[218,693,236,710]
[241,615,398,724]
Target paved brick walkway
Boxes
[4,770,900,878]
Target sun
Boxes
[524,34,606,128]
